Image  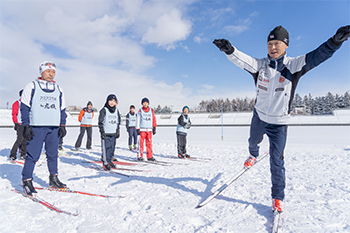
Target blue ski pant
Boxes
[101,135,116,164]
[177,133,187,155]
[128,127,137,146]
[22,127,59,180]
[249,109,287,201]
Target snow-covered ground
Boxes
[0,126,349,233]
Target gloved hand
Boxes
[152,127,156,135]
[213,39,235,55]
[14,123,19,131]
[59,125,67,138]
[100,130,106,140]
[331,25,350,46]
[137,129,140,135]
[126,127,130,133]
[116,128,120,139]
[23,125,34,141]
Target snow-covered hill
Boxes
[0,126,349,232]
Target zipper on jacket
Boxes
[266,60,277,116]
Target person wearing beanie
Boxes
[20,61,67,196]
[98,94,121,171]
[176,106,192,158]
[74,101,94,151]
[9,89,27,160]
[126,105,138,150]
[136,97,157,161]
[213,25,350,213]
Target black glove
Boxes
[213,39,235,55]
[126,127,130,133]
[116,128,120,139]
[59,125,67,138]
[14,123,19,131]
[152,127,156,135]
[331,25,350,46]
[23,125,34,141]
[101,132,106,140]
[137,129,140,135]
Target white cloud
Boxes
[141,9,192,50]
[194,36,202,44]
[0,0,196,110]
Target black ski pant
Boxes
[75,126,92,149]
[10,124,27,158]
[177,133,187,155]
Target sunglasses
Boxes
[44,62,56,68]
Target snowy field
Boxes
[0,126,350,233]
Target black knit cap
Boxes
[141,97,149,105]
[87,101,93,106]
[106,94,118,103]
[268,26,289,46]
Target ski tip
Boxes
[195,204,203,209]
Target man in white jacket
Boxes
[213,25,350,212]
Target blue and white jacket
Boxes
[226,38,341,124]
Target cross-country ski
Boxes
[196,151,269,209]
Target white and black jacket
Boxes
[226,38,341,124]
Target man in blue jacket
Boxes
[213,25,350,212]
[20,61,67,195]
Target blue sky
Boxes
[0,0,349,112]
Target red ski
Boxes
[34,187,125,198]
[12,189,78,216]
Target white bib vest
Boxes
[128,113,137,127]
[176,114,189,134]
[81,111,93,125]
[139,108,153,129]
[103,107,119,134]
[29,81,61,126]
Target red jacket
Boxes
[12,100,20,124]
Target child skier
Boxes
[176,106,191,158]
[126,105,137,150]
[136,97,157,161]
[20,61,67,195]
[213,25,350,212]
[74,101,94,150]
[98,94,121,171]
[9,90,27,160]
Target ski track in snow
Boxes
[0,126,349,233]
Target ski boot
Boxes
[184,154,191,158]
[133,144,137,150]
[244,155,256,168]
[49,174,67,189]
[178,154,185,159]
[23,178,37,196]
[148,157,156,162]
[103,163,112,171]
[129,145,132,150]
[272,198,283,213]
[108,162,116,169]
[137,156,144,161]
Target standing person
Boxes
[126,105,137,150]
[9,89,27,160]
[21,61,67,195]
[98,94,120,171]
[136,97,157,161]
[176,106,191,158]
[74,101,94,150]
[213,25,350,213]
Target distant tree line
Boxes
[197,91,350,115]
[154,105,173,114]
